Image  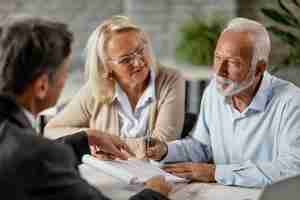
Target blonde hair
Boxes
[84,15,158,103]
[223,17,271,70]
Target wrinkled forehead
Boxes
[215,31,254,61]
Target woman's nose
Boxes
[132,55,144,67]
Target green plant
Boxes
[175,17,223,66]
[261,0,300,69]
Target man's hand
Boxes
[145,176,172,197]
[90,145,122,160]
[86,129,135,160]
[162,162,215,182]
[145,138,168,161]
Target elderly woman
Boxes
[45,16,185,158]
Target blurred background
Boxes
[1,0,299,114]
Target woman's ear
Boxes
[32,74,49,99]
[103,65,113,79]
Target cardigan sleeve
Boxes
[44,84,94,139]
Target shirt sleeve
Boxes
[162,86,213,163]
[129,189,170,200]
[55,131,90,165]
[215,98,300,187]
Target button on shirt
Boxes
[164,72,300,187]
[113,70,156,138]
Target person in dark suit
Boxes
[0,15,171,200]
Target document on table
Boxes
[82,154,187,185]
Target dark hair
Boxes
[0,15,74,94]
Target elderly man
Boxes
[0,15,171,200]
[147,17,300,188]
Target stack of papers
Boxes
[82,154,187,185]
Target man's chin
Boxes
[216,86,236,97]
[217,89,231,97]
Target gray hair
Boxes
[84,15,157,103]
[222,17,271,69]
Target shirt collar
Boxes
[113,68,156,104]
[247,71,273,112]
[22,107,37,129]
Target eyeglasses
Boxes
[108,41,147,66]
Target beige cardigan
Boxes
[45,66,185,158]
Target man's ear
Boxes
[32,74,49,99]
[255,60,267,76]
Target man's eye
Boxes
[228,59,239,64]
[228,60,241,67]
[215,55,221,59]
[214,56,222,62]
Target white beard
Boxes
[215,69,256,97]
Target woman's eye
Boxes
[119,57,131,64]
[137,47,145,54]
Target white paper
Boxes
[82,154,186,185]
[170,183,262,200]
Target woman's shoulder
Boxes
[156,63,184,82]
[154,63,185,97]
[68,83,97,109]
[76,83,94,100]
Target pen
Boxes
[146,103,154,155]
[145,128,151,154]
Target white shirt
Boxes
[164,72,300,187]
[113,70,156,138]
[22,107,38,133]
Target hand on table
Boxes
[162,162,215,182]
[144,138,168,161]
[90,146,128,160]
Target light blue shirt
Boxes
[113,70,156,138]
[164,72,300,187]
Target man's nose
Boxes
[216,60,227,76]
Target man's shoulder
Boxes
[201,79,220,102]
[0,119,35,141]
[270,75,300,101]
[0,120,75,166]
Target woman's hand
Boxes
[145,138,168,161]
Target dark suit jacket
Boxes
[0,94,169,200]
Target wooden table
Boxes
[79,164,262,200]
